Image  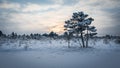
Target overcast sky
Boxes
[0,0,120,36]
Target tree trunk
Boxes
[78,38,82,47]
[86,28,89,47]
[67,35,70,48]
[77,33,82,47]
[68,39,70,48]
[81,32,85,48]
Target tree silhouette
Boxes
[11,32,17,39]
[64,11,97,48]
[49,31,58,39]
[42,33,49,37]
[0,30,3,37]
[63,31,73,48]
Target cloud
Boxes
[51,0,64,4]
[0,0,62,12]
[0,1,21,11]
[0,0,120,35]
[21,3,61,12]
[0,0,55,5]
[48,23,64,34]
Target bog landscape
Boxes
[0,0,120,68]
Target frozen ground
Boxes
[0,38,120,68]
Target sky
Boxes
[0,0,120,36]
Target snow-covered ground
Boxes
[0,38,120,68]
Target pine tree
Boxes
[64,11,97,48]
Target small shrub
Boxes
[114,39,120,44]
[24,45,29,50]
[103,38,109,44]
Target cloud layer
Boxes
[0,0,120,35]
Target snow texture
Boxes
[0,38,120,68]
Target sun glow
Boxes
[49,23,64,34]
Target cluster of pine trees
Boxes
[0,31,58,40]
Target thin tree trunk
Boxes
[68,39,70,48]
[78,38,82,47]
[67,35,70,48]
[81,32,85,48]
[86,28,89,47]
[77,33,82,47]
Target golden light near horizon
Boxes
[48,23,64,34]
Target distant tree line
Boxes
[0,30,119,39]
[0,30,59,40]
